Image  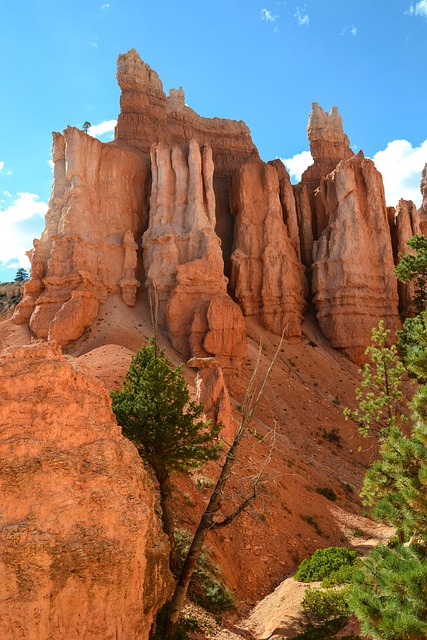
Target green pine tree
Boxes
[395,234,427,314]
[344,321,408,439]
[14,267,29,282]
[111,339,220,570]
[348,311,427,639]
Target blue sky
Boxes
[1,0,426,282]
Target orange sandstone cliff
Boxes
[0,341,172,640]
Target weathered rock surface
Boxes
[312,152,400,362]
[116,49,257,175]
[294,103,354,264]
[13,127,150,345]
[230,161,307,336]
[143,140,246,371]
[0,341,172,640]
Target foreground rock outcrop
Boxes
[0,342,172,640]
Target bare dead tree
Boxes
[165,337,283,636]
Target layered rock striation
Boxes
[143,140,246,371]
[0,341,172,640]
[13,127,150,345]
[312,152,401,361]
[230,160,307,336]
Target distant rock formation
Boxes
[312,152,401,362]
[12,50,427,365]
[230,160,307,336]
[392,199,422,316]
[420,163,427,234]
[0,341,172,640]
[293,103,354,263]
[13,127,150,345]
[143,140,246,372]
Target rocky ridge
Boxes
[13,49,426,365]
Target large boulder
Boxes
[0,341,172,640]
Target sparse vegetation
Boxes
[295,547,358,583]
[301,586,349,623]
[174,530,235,613]
[316,487,337,502]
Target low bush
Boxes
[321,564,356,587]
[174,529,235,613]
[302,586,349,622]
[295,547,358,582]
[316,487,337,501]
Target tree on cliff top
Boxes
[14,267,29,282]
[111,339,220,571]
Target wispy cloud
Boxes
[0,192,48,270]
[281,151,313,183]
[372,139,427,207]
[295,6,309,26]
[100,3,110,10]
[341,24,358,36]
[261,8,279,22]
[88,119,117,138]
[407,0,427,17]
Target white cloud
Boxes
[261,8,279,22]
[91,42,99,48]
[341,24,358,36]
[295,6,309,26]
[281,150,313,183]
[100,3,110,9]
[372,139,427,207]
[408,0,427,17]
[88,119,117,138]
[0,161,4,172]
[0,193,48,269]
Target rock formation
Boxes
[12,51,424,367]
[143,140,246,371]
[230,160,307,336]
[312,152,401,362]
[294,103,354,264]
[13,127,150,345]
[115,49,257,174]
[0,341,172,640]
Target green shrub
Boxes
[291,617,347,639]
[295,547,358,582]
[316,487,337,501]
[302,586,349,622]
[174,529,235,613]
[321,564,356,587]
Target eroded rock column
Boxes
[143,139,246,372]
